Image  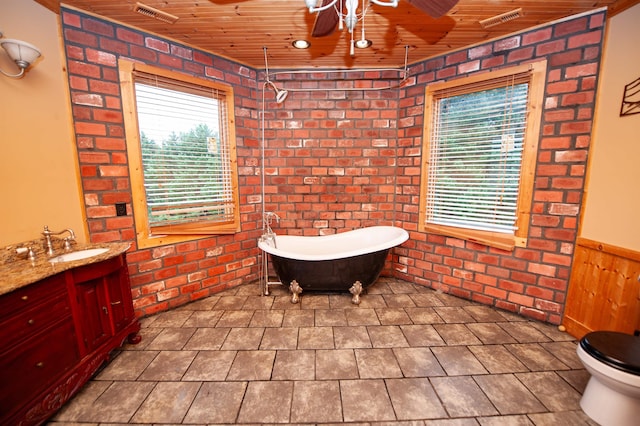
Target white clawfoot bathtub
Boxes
[258,226,409,303]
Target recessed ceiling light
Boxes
[292,39,311,49]
[355,39,372,49]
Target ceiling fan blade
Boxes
[406,0,459,18]
[311,0,340,37]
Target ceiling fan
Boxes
[308,0,460,38]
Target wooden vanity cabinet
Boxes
[0,253,140,426]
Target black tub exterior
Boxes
[270,249,390,292]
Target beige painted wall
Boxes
[581,3,640,251]
[0,0,86,246]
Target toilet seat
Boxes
[580,331,640,375]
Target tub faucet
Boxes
[261,212,280,248]
[42,225,76,256]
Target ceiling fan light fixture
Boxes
[292,39,311,49]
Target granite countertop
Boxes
[0,238,131,297]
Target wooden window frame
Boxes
[418,61,546,251]
[119,59,240,249]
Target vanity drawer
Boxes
[0,294,71,351]
[0,273,67,320]
[0,318,79,416]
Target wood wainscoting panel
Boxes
[563,237,640,339]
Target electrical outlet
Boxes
[115,203,127,216]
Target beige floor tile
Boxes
[87,382,155,423]
[499,322,552,343]
[182,350,236,381]
[386,378,447,420]
[434,306,476,323]
[221,327,265,350]
[213,295,248,310]
[272,349,315,380]
[466,323,518,344]
[315,308,348,326]
[468,345,528,374]
[376,308,413,325]
[527,410,598,425]
[539,341,582,369]
[291,381,343,423]
[474,374,546,415]
[226,350,276,380]
[52,381,112,422]
[506,343,569,371]
[146,328,196,350]
[393,347,446,377]
[383,293,417,308]
[434,323,482,345]
[409,292,446,307]
[356,293,388,308]
[131,382,200,424]
[215,310,254,327]
[298,326,335,349]
[181,310,223,327]
[249,309,284,327]
[146,310,193,328]
[463,305,510,322]
[405,307,445,324]
[282,309,314,327]
[272,294,301,310]
[260,327,299,349]
[237,381,293,423]
[431,376,498,417]
[95,350,158,381]
[242,295,275,310]
[137,350,197,381]
[183,327,229,350]
[183,381,247,424]
[334,325,372,348]
[516,371,583,412]
[355,348,403,379]
[301,294,330,309]
[431,346,487,376]
[477,415,533,425]
[368,325,409,348]
[345,308,380,325]
[340,379,396,422]
[316,349,359,379]
[401,324,446,346]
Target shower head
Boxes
[266,80,288,104]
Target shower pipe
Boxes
[262,45,411,94]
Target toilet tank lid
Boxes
[580,331,640,375]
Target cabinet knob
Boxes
[27,319,35,325]
[102,306,109,315]
[36,362,44,368]
[111,300,122,306]
[21,295,28,301]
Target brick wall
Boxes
[61,8,262,316]
[261,73,400,234]
[61,6,604,323]
[395,12,605,323]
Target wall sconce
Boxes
[0,32,41,79]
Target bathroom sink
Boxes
[49,248,109,263]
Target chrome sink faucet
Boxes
[42,225,76,256]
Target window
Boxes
[418,62,546,250]
[119,60,240,248]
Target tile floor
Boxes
[49,278,596,425]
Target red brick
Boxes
[536,39,566,56]
[554,17,588,36]
[546,80,578,94]
[568,30,603,49]
[83,18,115,37]
[523,28,552,45]
[549,50,582,67]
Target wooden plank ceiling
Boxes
[38,0,639,69]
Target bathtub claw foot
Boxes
[289,280,302,304]
[349,281,363,305]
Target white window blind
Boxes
[133,72,235,231]
[426,72,531,234]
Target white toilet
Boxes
[576,331,640,426]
